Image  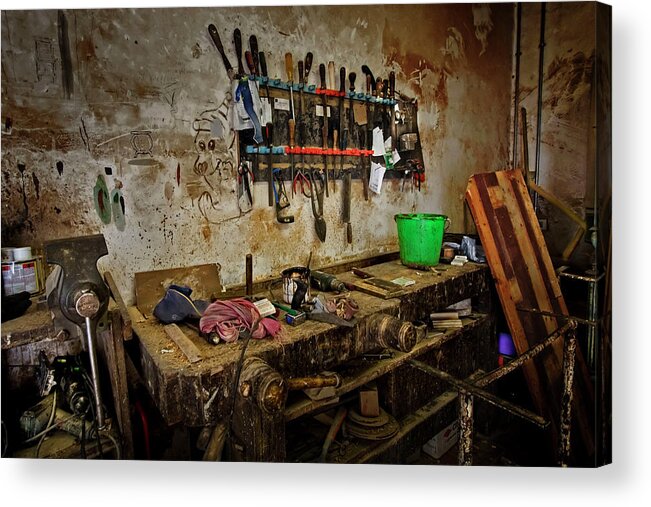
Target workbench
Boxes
[130,259,496,463]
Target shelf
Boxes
[284,314,489,422]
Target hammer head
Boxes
[45,234,109,326]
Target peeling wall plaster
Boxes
[1,4,514,303]
[515,2,609,267]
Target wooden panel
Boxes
[134,264,222,316]
[466,170,594,461]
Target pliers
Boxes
[292,170,312,198]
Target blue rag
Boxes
[153,285,209,324]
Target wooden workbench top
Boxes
[131,260,490,427]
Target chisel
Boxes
[338,66,346,192]
[266,122,274,207]
[208,24,235,81]
[376,77,384,133]
[285,52,295,120]
[389,71,396,153]
[343,158,352,245]
[304,52,313,86]
[233,29,245,78]
[259,51,274,126]
[348,72,356,144]
[288,117,296,196]
[361,65,376,153]
[319,63,329,197]
[327,61,336,91]
[245,50,255,76]
[382,78,389,142]
[298,60,306,179]
[249,35,259,76]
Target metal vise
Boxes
[45,234,110,429]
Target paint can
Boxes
[281,267,311,308]
[1,248,14,262]
[12,246,33,262]
[2,257,44,296]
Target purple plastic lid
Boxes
[498,332,516,357]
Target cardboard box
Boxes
[422,420,459,459]
[359,383,380,417]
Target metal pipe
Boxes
[286,375,340,391]
[533,2,547,212]
[409,360,548,428]
[516,307,598,328]
[512,2,523,169]
[458,391,473,466]
[84,316,105,429]
[476,320,575,387]
[558,270,604,283]
[558,327,578,466]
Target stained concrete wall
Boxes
[516,2,611,268]
[1,4,514,303]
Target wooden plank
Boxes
[96,309,135,459]
[104,271,133,341]
[466,169,594,460]
[164,324,202,364]
[134,264,222,316]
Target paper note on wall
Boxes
[372,127,385,156]
[353,102,367,125]
[369,162,386,194]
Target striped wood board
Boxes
[466,170,594,460]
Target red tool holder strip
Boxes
[283,146,373,157]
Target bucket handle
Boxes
[444,217,451,231]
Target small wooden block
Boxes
[359,383,380,418]
[135,264,222,316]
[164,324,202,364]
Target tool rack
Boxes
[237,74,425,185]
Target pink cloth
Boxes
[199,298,281,342]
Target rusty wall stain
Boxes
[2,4,516,304]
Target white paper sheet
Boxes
[369,162,386,194]
[372,127,385,156]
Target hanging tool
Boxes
[309,169,327,242]
[327,61,336,91]
[237,160,254,211]
[298,59,307,184]
[208,24,235,80]
[288,117,296,194]
[259,51,274,126]
[304,52,313,86]
[273,168,294,224]
[249,35,259,76]
[389,71,396,152]
[361,65,376,162]
[233,29,245,78]
[338,66,346,179]
[348,72,356,145]
[319,63,329,197]
[285,52,296,120]
[376,77,385,135]
[292,169,312,197]
[245,51,255,76]
[342,131,352,245]
[265,122,274,207]
[237,77,263,145]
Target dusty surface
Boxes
[131,260,489,426]
[1,5,513,304]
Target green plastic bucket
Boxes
[394,213,450,267]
